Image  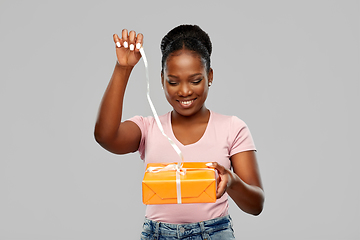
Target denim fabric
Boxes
[140,215,235,240]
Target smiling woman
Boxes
[94,24,264,239]
[162,49,213,119]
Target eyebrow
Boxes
[167,73,203,79]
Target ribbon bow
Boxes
[146,163,184,204]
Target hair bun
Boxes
[160,24,212,73]
[161,25,212,56]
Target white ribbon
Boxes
[146,164,185,174]
[146,164,184,204]
[146,164,215,204]
[139,47,184,203]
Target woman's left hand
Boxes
[208,151,264,215]
[207,162,234,199]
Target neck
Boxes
[171,106,210,125]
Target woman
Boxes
[94,24,264,239]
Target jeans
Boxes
[140,215,236,240]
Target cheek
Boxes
[164,86,174,98]
[194,84,208,95]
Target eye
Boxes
[192,78,203,85]
[167,80,178,86]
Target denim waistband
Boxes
[142,215,233,238]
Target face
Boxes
[161,49,213,118]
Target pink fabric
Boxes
[128,110,256,224]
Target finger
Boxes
[208,162,226,175]
[135,33,143,52]
[129,30,136,51]
[216,176,228,198]
[122,29,129,48]
[207,162,229,198]
[113,34,121,48]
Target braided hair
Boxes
[160,24,212,73]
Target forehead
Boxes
[165,49,205,74]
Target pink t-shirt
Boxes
[129,110,256,224]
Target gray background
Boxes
[1,0,359,239]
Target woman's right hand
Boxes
[113,29,143,67]
[95,29,143,154]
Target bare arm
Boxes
[210,151,265,215]
[94,29,143,154]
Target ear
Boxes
[208,68,213,86]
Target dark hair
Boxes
[160,24,212,73]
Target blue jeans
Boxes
[140,215,236,240]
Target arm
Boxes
[210,151,264,215]
[94,29,143,154]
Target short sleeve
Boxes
[228,116,256,156]
[127,115,148,160]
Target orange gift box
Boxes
[142,162,217,205]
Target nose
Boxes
[177,82,193,97]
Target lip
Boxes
[177,98,196,108]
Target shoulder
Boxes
[210,111,256,153]
[210,111,247,128]
[127,112,170,128]
[127,115,153,125]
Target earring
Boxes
[208,82,212,87]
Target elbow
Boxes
[243,189,264,216]
[93,127,132,155]
[236,195,265,216]
[250,194,265,216]
[94,133,103,146]
[251,204,264,216]
[245,203,264,216]
[93,130,119,154]
[94,127,105,144]
[94,126,113,146]
[229,186,265,216]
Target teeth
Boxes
[180,100,193,105]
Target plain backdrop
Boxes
[0,0,359,239]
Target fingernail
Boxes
[116,42,121,48]
[129,44,134,51]
[124,41,128,48]
[206,163,214,167]
[136,43,141,49]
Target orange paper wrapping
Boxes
[142,162,216,205]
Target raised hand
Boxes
[113,29,143,67]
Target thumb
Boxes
[206,162,226,174]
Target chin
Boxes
[173,107,204,118]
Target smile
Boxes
[178,99,195,108]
